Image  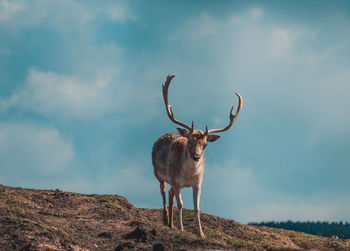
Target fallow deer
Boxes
[152,75,242,238]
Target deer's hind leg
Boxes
[168,187,175,229]
[159,181,169,225]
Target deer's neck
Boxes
[181,148,204,176]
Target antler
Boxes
[205,92,243,134]
[162,75,194,132]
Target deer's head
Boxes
[176,128,220,161]
[162,75,243,161]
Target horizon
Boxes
[0,0,350,224]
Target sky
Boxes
[0,0,350,224]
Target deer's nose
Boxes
[191,153,200,161]
[195,148,202,156]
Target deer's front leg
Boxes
[173,186,184,231]
[193,185,205,238]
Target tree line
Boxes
[250,221,350,239]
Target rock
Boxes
[115,242,134,251]
[150,229,157,236]
[98,232,112,238]
[124,227,149,242]
[152,243,165,251]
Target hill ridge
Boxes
[1,184,349,250]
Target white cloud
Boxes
[0,67,163,122]
[239,198,350,223]
[1,69,117,119]
[205,161,257,200]
[0,0,154,122]
[249,7,264,20]
[106,2,137,22]
[109,164,157,197]
[0,0,24,20]
[0,122,74,175]
[268,27,299,58]
[0,0,90,33]
[197,161,263,221]
[200,161,350,224]
[50,160,158,208]
[0,0,135,33]
[165,7,350,137]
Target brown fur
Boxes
[152,133,189,186]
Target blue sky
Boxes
[0,0,350,223]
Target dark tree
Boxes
[249,221,350,239]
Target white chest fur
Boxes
[176,157,204,188]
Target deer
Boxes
[152,75,242,238]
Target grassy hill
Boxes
[1,184,349,250]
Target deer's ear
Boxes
[177,127,190,137]
[207,134,221,142]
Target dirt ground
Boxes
[1,185,349,250]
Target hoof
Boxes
[200,232,205,238]
[169,224,175,229]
